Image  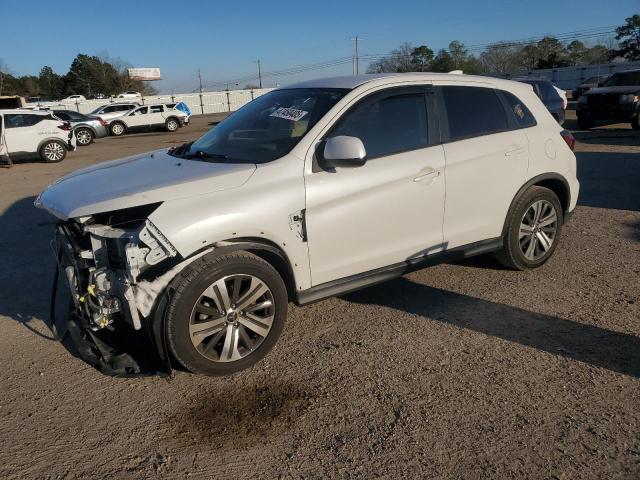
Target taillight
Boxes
[560,130,575,151]
[99,118,107,127]
[57,122,72,131]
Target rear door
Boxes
[148,104,167,126]
[436,84,529,249]
[3,114,48,154]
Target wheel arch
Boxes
[74,124,97,136]
[184,238,298,301]
[37,137,68,152]
[501,173,571,237]
[110,120,127,133]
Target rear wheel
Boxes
[495,186,563,270]
[110,122,126,136]
[166,251,287,376]
[165,118,179,132]
[75,128,94,146]
[39,140,67,163]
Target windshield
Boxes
[604,72,640,87]
[182,88,348,163]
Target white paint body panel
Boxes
[0,109,71,156]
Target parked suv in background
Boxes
[89,103,140,121]
[108,104,189,136]
[52,110,108,146]
[572,75,608,100]
[515,78,566,125]
[576,69,640,130]
[37,73,578,376]
[1,109,76,163]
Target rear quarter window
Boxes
[499,91,536,128]
[440,86,509,140]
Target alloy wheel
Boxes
[76,129,92,145]
[44,142,64,161]
[189,274,275,362]
[167,120,178,131]
[519,200,558,261]
[112,124,124,135]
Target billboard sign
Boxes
[128,67,162,81]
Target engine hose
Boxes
[49,251,65,341]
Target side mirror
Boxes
[322,136,367,168]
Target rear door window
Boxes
[4,114,46,128]
[440,86,509,141]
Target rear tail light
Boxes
[57,122,72,131]
[560,130,575,151]
[98,118,107,127]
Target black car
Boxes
[571,75,608,100]
[576,70,640,130]
[515,78,566,125]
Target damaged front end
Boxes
[50,203,179,376]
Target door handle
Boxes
[505,145,526,157]
[413,168,440,182]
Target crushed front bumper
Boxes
[48,222,172,377]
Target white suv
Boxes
[36,73,579,376]
[1,109,76,164]
[108,104,188,136]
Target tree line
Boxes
[0,53,157,99]
[368,14,639,74]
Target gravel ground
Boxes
[0,110,639,479]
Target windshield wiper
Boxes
[183,150,229,161]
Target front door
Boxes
[126,106,150,130]
[2,113,42,154]
[304,86,446,286]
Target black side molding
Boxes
[295,238,503,306]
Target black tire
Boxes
[495,186,563,271]
[631,115,640,130]
[165,117,179,132]
[577,115,593,130]
[166,251,288,376]
[75,127,94,146]
[39,140,67,163]
[110,122,126,136]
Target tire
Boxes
[577,115,593,130]
[75,128,94,146]
[166,251,288,376]
[39,140,67,163]
[165,118,179,132]
[631,115,640,130]
[495,186,563,271]
[110,122,126,136]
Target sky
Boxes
[0,0,637,94]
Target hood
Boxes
[585,85,640,95]
[36,150,256,220]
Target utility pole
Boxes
[257,59,262,89]
[197,69,204,115]
[351,36,361,75]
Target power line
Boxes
[197,25,619,90]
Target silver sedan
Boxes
[52,110,109,146]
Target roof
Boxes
[0,108,52,115]
[281,72,527,91]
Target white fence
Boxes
[499,61,640,90]
[28,88,275,115]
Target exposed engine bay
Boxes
[51,203,186,375]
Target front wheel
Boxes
[165,118,179,132]
[495,186,563,270]
[166,251,288,376]
[39,140,67,163]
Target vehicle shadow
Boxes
[0,195,58,340]
[576,151,640,211]
[342,277,640,378]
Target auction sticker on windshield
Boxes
[270,107,308,122]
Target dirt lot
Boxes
[0,109,639,479]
